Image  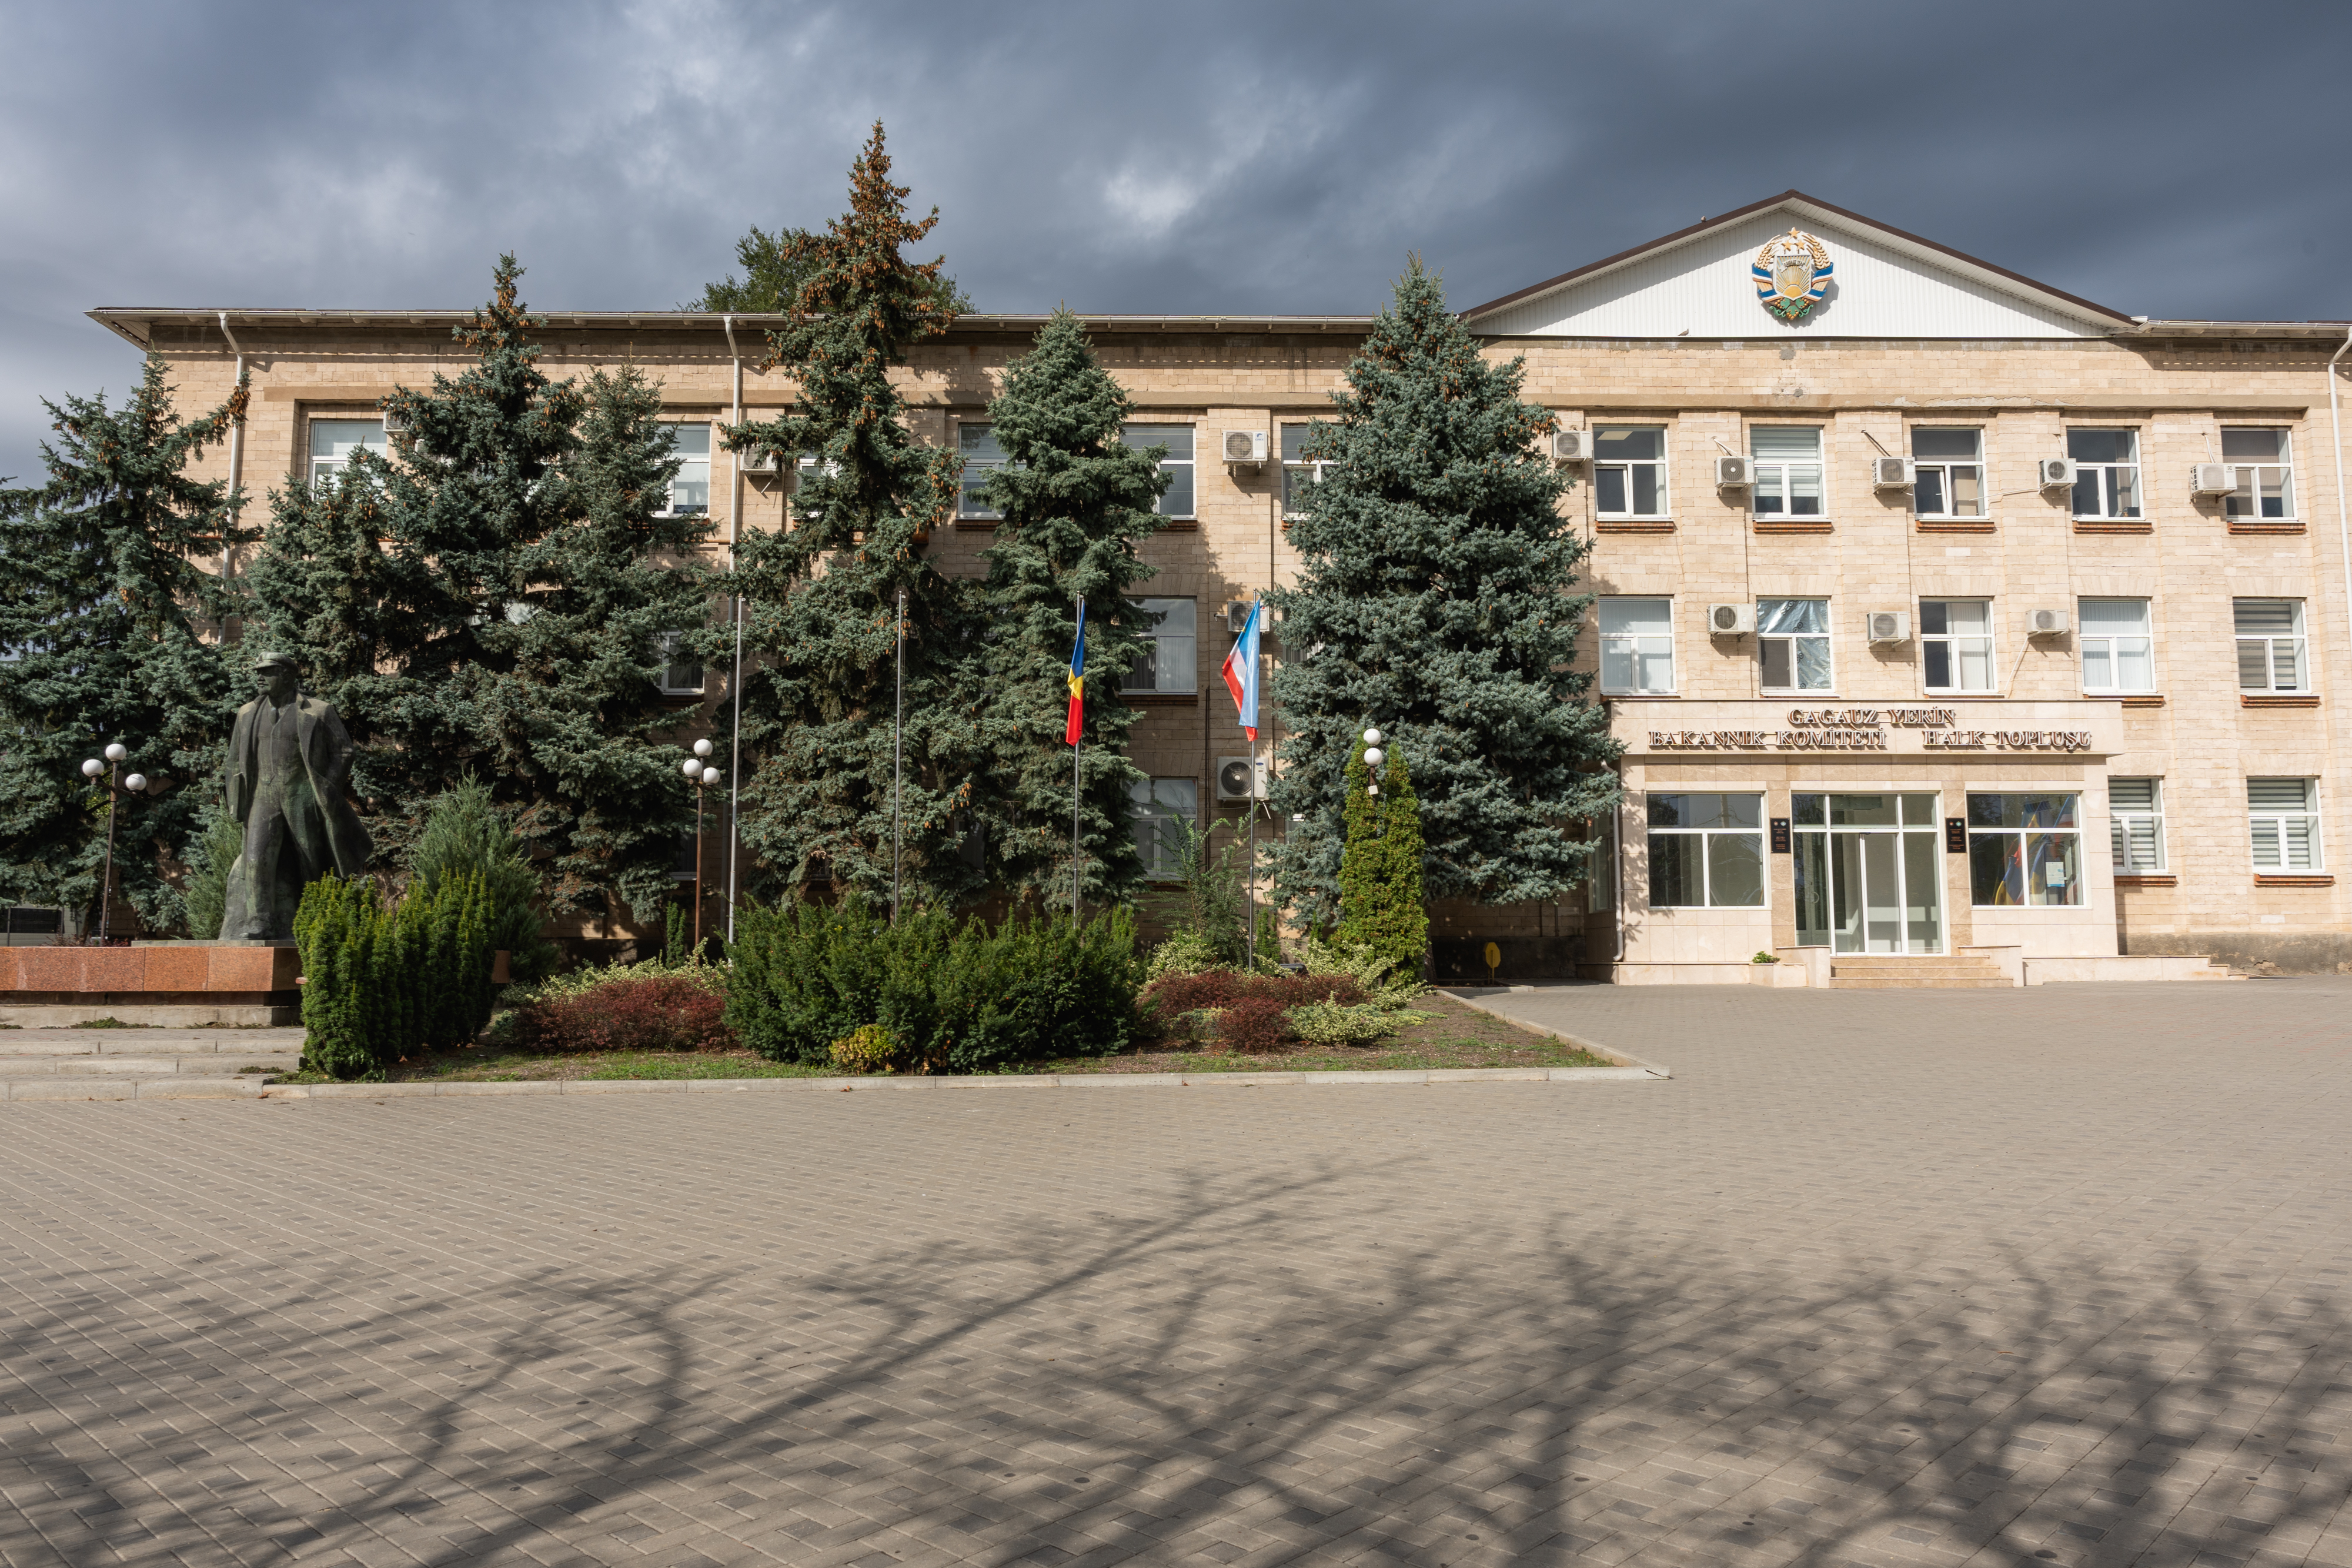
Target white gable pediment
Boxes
[1472,199,2127,340]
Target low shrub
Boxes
[1217,995,1292,1053]
[1138,969,1365,1028]
[527,956,727,1004]
[1144,928,1228,983]
[828,1022,901,1074]
[1288,999,1406,1049]
[512,975,731,1054]
[1295,932,1425,1005]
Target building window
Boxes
[1910,427,1983,519]
[2067,428,2140,520]
[664,424,711,516]
[1646,793,1765,908]
[1131,778,1197,881]
[1598,598,1674,694]
[2234,599,2308,693]
[654,632,703,696]
[1758,598,1832,691]
[1920,600,1994,693]
[957,423,1010,520]
[1120,599,1197,694]
[1281,423,1332,517]
[2079,599,2155,694]
[1121,424,1195,519]
[2221,428,2295,521]
[2248,778,2321,871]
[308,419,386,486]
[2109,778,2166,873]
[1750,426,1823,518]
[1967,793,2082,907]
[1593,426,1668,518]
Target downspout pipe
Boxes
[2331,323,2352,725]
[217,313,245,580]
[723,314,746,941]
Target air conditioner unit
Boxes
[1866,610,1911,644]
[380,406,410,436]
[1221,430,1269,465]
[2190,462,2236,496]
[1552,427,1592,463]
[1708,603,1755,636]
[1224,601,1257,635]
[1215,755,1267,802]
[2027,608,2070,636]
[2038,457,2079,489]
[737,446,780,475]
[1715,455,1752,489]
[1872,456,1915,489]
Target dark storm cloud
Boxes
[4,0,2348,482]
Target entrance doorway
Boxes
[1792,793,1943,953]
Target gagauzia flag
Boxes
[1065,596,1087,747]
[1222,598,1261,742]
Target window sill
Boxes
[1596,518,1675,534]
[2226,520,2303,535]
[2241,693,2320,708]
[1154,518,1200,533]
[659,693,707,708]
[954,517,1000,531]
[1923,691,2004,700]
[2113,874,2176,888]
[2073,519,2151,534]
[1753,519,1833,535]
[1915,519,1996,533]
[2102,693,2166,707]
[2254,874,2333,887]
[1602,691,1678,700]
[1122,692,1198,707]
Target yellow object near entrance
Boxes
[1483,941,1501,981]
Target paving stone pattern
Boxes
[2,979,2349,1568]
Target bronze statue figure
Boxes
[218,652,373,940]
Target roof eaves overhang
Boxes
[1458,190,2140,333]
[88,308,1379,347]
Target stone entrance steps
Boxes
[1829,954,2012,989]
[0,1027,303,1101]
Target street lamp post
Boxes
[81,743,144,944]
[682,741,719,957]
[1362,728,1384,803]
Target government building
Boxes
[92,192,2352,982]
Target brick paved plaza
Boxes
[4,979,2349,1568]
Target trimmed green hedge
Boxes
[726,899,1139,1072]
[294,872,496,1081]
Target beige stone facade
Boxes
[91,192,2352,975]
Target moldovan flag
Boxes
[1222,599,1261,742]
[1065,596,1087,746]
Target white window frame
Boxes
[308,417,387,487]
[2079,599,2157,695]
[2108,778,2166,873]
[2248,778,2323,871]
[1121,424,1195,520]
[1966,793,2084,908]
[660,423,712,517]
[1592,424,1669,520]
[2067,427,2142,520]
[1919,599,1996,694]
[654,631,704,697]
[1281,422,1333,519]
[1120,598,1197,695]
[1749,426,1825,520]
[2220,427,2296,522]
[1909,427,1986,520]
[1597,597,1675,696]
[1758,598,1833,693]
[1645,793,1767,910]
[1130,778,1198,881]
[2234,599,2310,693]
[957,422,1012,520]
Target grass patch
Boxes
[72,1017,152,1029]
[270,1047,834,1085]
[1037,991,1616,1074]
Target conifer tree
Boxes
[0,356,252,930]
[246,258,712,924]
[691,223,971,315]
[970,309,1168,907]
[722,123,977,904]
[1267,258,1619,926]
[1336,736,1429,972]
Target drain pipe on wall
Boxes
[2331,323,2352,702]
[723,314,746,942]
[217,313,246,580]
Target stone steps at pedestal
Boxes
[0,1027,305,1101]
[1829,955,2012,989]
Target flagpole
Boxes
[892,587,905,925]
[1071,593,1084,922]
[1245,604,1257,968]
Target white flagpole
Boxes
[1072,593,1084,921]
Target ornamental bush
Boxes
[293,870,496,1080]
[512,975,731,1054]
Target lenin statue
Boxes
[217,652,374,940]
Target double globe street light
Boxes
[80,743,148,944]
[681,738,721,955]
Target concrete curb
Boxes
[256,1063,1661,1099]
[1434,987,1674,1078]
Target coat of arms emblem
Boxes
[1753,229,1833,323]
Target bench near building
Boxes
[88,192,2351,984]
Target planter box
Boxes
[1748,962,1808,988]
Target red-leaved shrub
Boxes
[514,976,734,1054]
[1216,995,1293,1054]
[1136,971,1367,1048]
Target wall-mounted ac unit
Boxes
[380,407,410,436]
[737,446,780,474]
[1871,456,1915,489]
[1224,600,1257,634]
[1708,603,1755,636]
[1866,610,1911,644]
[1215,755,1267,801]
[1552,428,1592,463]
[1221,430,1269,465]
[2190,462,2236,496]
[2027,608,2070,636]
[1714,455,1753,488]
[2038,457,2078,489]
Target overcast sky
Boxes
[4,0,2348,483]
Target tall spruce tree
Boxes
[1267,257,1619,926]
[970,309,1168,907]
[690,223,971,315]
[722,123,977,905]
[0,357,252,931]
[245,258,712,922]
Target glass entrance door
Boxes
[1794,793,1943,953]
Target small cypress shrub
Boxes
[180,807,245,940]
[410,778,560,985]
[1337,736,1428,977]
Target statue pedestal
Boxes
[0,944,301,1027]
